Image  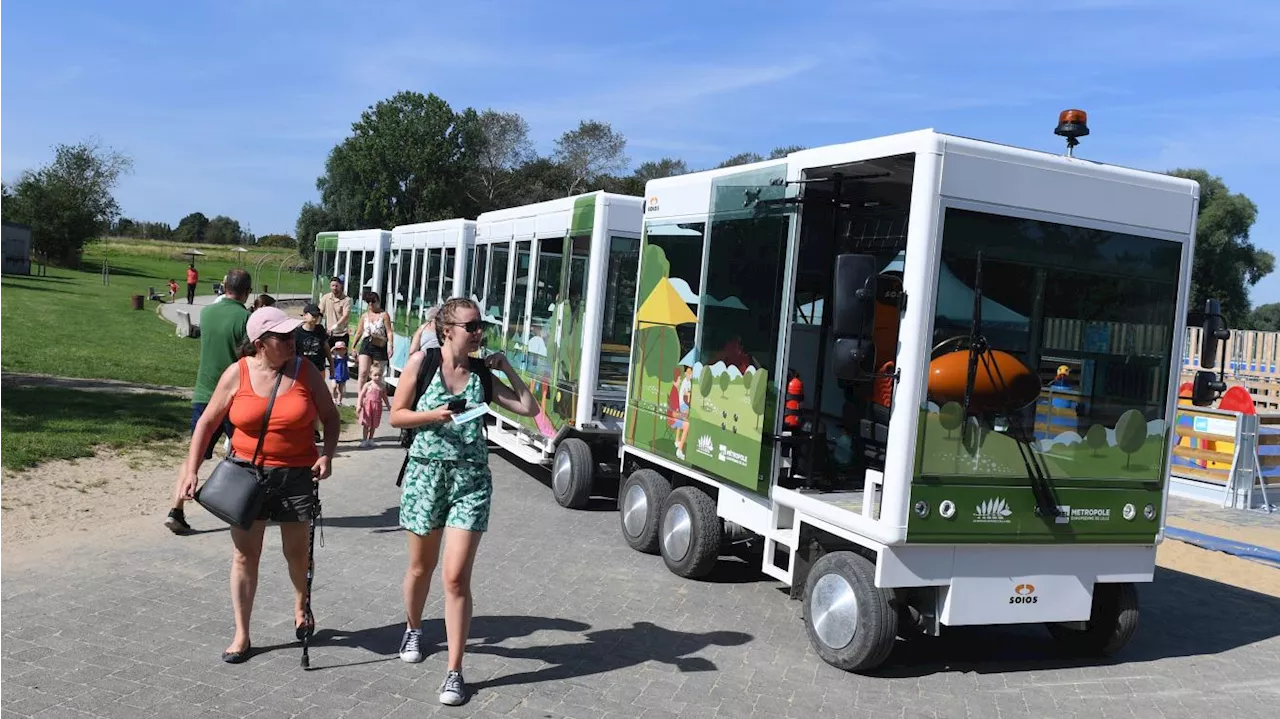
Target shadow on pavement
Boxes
[874,566,1280,677]
[469,620,753,693]
[300,615,595,670]
[321,506,400,532]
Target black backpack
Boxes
[395,348,494,487]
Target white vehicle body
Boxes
[613,129,1202,671]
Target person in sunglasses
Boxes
[389,297,537,706]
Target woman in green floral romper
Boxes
[389,298,538,706]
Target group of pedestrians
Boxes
[167,271,540,706]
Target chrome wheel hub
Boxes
[662,503,691,561]
[622,484,648,538]
[810,573,858,649]
[552,450,572,496]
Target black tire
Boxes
[619,469,672,554]
[658,486,721,579]
[551,438,594,509]
[1046,582,1139,657]
[803,551,898,673]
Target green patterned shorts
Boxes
[399,457,493,534]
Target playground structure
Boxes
[1168,325,1279,511]
[383,219,477,387]
[473,191,645,508]
[605,123,1227,673]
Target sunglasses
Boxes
[260,331,295,343]
[447,320,484,333]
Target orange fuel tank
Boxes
[927,349,1041,413]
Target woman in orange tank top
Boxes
[178,307,340,664]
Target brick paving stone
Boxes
[3,428,1278,718]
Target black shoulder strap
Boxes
[469,357,494,404]
[412,348,442,412]
[396,349,441,488]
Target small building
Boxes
[2,221,33,275]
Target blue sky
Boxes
[4,0,1278,301]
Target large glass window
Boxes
[507,241,533,371]
[442,247,457,300]
[598,235,641,391]
[392,249,410,332]
[425,249,443,306]
[529,237,565,379]
[471,245,489,302]
[642,222,706,363]
[698,216,790,378]
[917,208,1183,483]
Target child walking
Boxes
[357,364,391,448]
[330,341,350,405]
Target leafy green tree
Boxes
[1169,169,1271,327]
[507,157,576,204]
[316,91,483,230]
[1248,302,1280,331]
[295,201,332,260]
[716,152,764,169]
[1,139,133,265]
[467,110,535,209]
[0,179,13,218]
[769,145,807,159]
[1114,409,1147,469]
[175,212,210,244]
[554,120,629,195]
[205,215,243,245]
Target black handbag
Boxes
[195,368,285,529]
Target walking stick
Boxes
[298,482,322,669]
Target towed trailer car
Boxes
[474,191,645,507]
[384,219,477,388]
[614,119,1228,672]
[311,229,393,329]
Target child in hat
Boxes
[330,341,350,405]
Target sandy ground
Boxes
[0,421,368,570]
[3,431,1277,596]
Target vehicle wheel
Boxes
[619,469,671,554]
[1046,582,1139,657]
[803,551,898,673]
[551,438,593,509]
[659,486,721,578]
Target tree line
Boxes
[293,90,806,260]
[1,98,1272,329]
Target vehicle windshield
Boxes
[917,207,1185,484]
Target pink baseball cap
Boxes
[247,306,302,341]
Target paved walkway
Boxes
[3,423,1279,718]
[157,292,312,328]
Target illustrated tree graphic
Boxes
[939,402,964,439]
[1114,409,1147,469]
[1085,423,1108,457]
[699,366,713,403]
[750,369,769,429]
[719,371,731,397]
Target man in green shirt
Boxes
[166,269,252,535]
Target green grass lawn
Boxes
[1,386,360,470]
[1,387,192,469]
[1,239,313,387]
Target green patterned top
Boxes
[409,370,489,464]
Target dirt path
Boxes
[1,371,193,398]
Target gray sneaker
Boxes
[439,670,468,705]
[398,628,423,663]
